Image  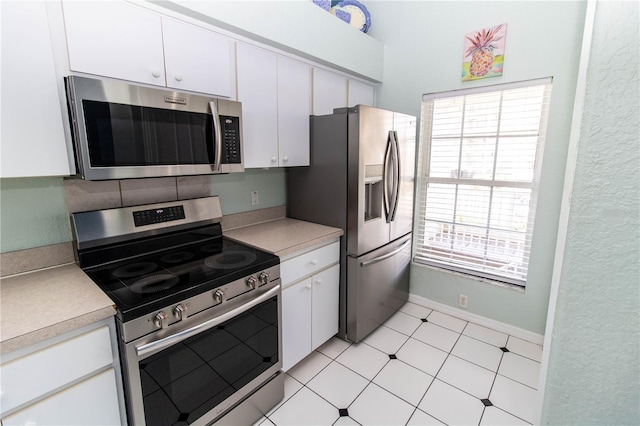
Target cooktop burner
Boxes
[204,250,258,269]
[83,236,278,321]
[160,251,195,264]
[112,262,158,279]
[130,273,180,294]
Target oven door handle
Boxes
[136,285,280,359]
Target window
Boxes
[414,78,552,286]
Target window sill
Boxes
[411,260,526,293]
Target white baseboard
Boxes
[408,293,544,346]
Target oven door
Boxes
[122,284,282,426]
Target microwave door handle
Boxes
[209,101,222,172]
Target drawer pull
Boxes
[310,259,318,265]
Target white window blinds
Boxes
[415,78,552,286]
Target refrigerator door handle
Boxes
[389,130,401,222]
[383,131,394,222]
[360,240,411,267]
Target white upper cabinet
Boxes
[348,78,375,107]
[312,68,348,116]
[312,68,375,116]
[62,1,233,97]
[277,56,310,167]
[236,43,279,168]
[0,1,72,178]
[237,43,310,168]
[63,1,165,86]
[161,17,233,97]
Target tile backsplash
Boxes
[1,169,286,254]
[64,175,211,214]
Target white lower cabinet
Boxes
[2,369,121,426]
[281,241,340,371]
[0,318,125,425]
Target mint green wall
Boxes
[541,1,640,423]
[211,168,286,215]
[0,177,71,253]
[366,1,587,334]
[0,169,286,253]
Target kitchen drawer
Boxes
[2,369,121,426]
[281,241,339,286]
[0,325,113,414]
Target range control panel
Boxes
[133,205,185,227]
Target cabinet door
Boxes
[63,1,165,86]
[0,1,71,177]
[3,369,121,426]
[348,79,375,107]
[311,264,340,350]
[312,68,348,115]
[277,57,310,167]
[282,278,312,371]
[162,17,233,97]
[236,43,278,168]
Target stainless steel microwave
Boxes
[65,76,244,180]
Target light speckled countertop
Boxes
[0,218,342,355]
[225,218,343,257]
[0,264,116,354]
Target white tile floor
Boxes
[256,301,543,426]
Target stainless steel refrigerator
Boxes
[287,105,416,343]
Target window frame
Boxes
[414,78,553,287]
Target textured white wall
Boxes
[541,1,640,423]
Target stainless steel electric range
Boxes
[71,196,284,426]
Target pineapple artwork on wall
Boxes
[462,23,507,81]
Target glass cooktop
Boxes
[84,237,278,321]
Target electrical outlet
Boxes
[251,190,259,206]
[459,294,469,308]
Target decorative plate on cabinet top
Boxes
[332,0,371,33]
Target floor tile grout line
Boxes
[495,371,540,391]
[271,302,541,426]
[477,335,538,424]
[291,342,439,425]
[414,322,468,422]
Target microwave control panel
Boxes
[220,116,241,164]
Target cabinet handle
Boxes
[305,284,312,290]
[315,279,323,284]
[174,74,183,82]
[310,259,318,265]
[283,156,289,162]
[151,71,161,78]
[271,157,277,163]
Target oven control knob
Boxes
[213,289,226,303]
[246,276,258,290]
[258,272,270,285]
[173,304,188,321]
[153,311,169,329]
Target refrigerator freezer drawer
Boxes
[345,234,411,343]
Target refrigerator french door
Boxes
[288,105,417,343]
